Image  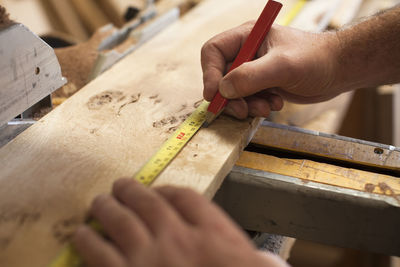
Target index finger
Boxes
[201,21,255,101]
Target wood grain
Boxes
[252,123,400,172]
[0,0,298,266]
[236,151,400,196]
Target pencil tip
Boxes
[203,112,216,128]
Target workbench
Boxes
[216,121,400,256]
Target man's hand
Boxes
[201,22,342,119]
[73,179,288,267]
[203,4,400,120]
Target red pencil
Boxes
[203,0,282,127]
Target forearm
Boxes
[335,5,400,92]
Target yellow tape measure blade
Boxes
[134,100,209,185]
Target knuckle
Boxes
[92,195,112,214]
[113,179,140,200]
[113,179,131,194]
[201,38,217,59]
[115,212,136,231]
[242,20,256,27]
[162,186,197,201]
[241,20,256,33]
[158,186,203,206]
[171,187,198,202]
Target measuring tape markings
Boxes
[134,100,208,185]
[49,1,307,266]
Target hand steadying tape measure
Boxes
[49,1,306,266]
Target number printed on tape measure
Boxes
[133,100,209,186]
[177,132,186,139]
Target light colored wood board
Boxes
[236,151,400,196]
[44,0,89,41]
[329,0,364,29]
[356,0,400,18]
[271,92,353,132]
[252,123,400,171]
[70,0,110,33]
[290,0,341,32]
[0,0,301,266]
[301,108,345,133]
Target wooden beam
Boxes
[251,121,400,172]
[0,0,301,266]
[236,151,400,195]
[329,0,364,29]
[215,157,400,256]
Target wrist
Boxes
[313,31,345,97]
[334,6,400,92]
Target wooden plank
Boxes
[214,156,400,256]
[0,0,300,266]
[236,151,400,195]
[271,92,353,131]
[329,0,364,29]
[251,122,400,172]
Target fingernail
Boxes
[219,79,236,98]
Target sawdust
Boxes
[0,6,13,28]
[53,27,116,98]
